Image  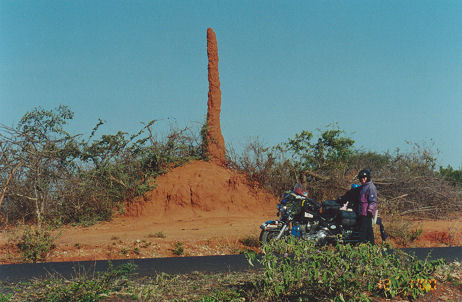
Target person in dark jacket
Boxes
[338,183,361,212]
[338,183,387,242]
[358,169,377,244]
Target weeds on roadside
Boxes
[247,238,445,301]
[147,231,167,239]
[16,226,58,263]
[446,222,460,246]
[386,219,423,246]
[172,242,184,256]
[198,289,242,302]
[0,293,12,302]
[2,260,460,302]
[239,235,260,248]
[1,262,136,301]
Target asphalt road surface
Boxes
[1,247,461,282]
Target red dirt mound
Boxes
[124,160,278,221]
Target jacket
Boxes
[337,187,360,213]
[359,181,377,216]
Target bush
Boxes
[16,226,57,263]
[247,238,444,301]
[172,242,184,256]
[231,134,462,218]
[227,138,299,197]
[439,165,462,187]
[228,126,357,201]
[0,106,205,226]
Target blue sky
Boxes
[1,1,461,167]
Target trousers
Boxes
[359,213,375,244]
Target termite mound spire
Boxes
[205,28,226,165]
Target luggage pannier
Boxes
[321,200,341,220]
[340,210,357,226]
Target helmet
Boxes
[357,169,371,181]
[293,183,308,197]
[351,183,360,189]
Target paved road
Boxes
[0,254,254,282]
[401,247,462,263]
[1,247,461,282]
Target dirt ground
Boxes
[0,160,461,264]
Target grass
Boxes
[0,268,259,302]
[238,235,260,248]
[0,263,137,301]
[386,219,423,246]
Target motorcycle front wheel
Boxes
[259,230,282,244]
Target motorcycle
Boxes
[259,184,362,245]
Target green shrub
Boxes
[247,238,444,301]
[16,226,57,263]
[172,242,184,256]
[0,294,12,302]
[283,125,355,172]
[439,165,462,187]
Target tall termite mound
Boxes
[122,29,278,219]
[205,28,226,165]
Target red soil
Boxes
[0,160,460,264]
[124,160,275,221]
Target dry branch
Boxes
[0,161,23,217]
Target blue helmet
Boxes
[351,183,360,189]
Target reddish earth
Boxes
[0,160,461,264]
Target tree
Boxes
[284,125,355,172]
[439,165,462,187]
[0,105,78,225]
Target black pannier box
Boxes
[340,210,357,226]
[321,200,341,220]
